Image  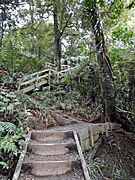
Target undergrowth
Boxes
[0,88,27,178]
[86,132,135,180]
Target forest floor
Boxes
[84,131,135,180]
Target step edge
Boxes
[23,160,76,163]
[28,142,76,146]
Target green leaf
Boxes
[7,104,14,111]
[0,122,16,134]
[59,102,66,110]
[0,161,9,169]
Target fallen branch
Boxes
[116,107,135,116]
[115,109,135,133]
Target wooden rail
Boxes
[78,122,119,152]
[45,62,70,71]
[17,64,78,93]
[17,69,50,93]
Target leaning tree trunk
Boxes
[87,4,116,122]
[53,4,61,71]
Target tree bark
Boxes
[128,62,135,112]
[0,22,4,49]
[0,7,5,49]
[87,4,116,122]
[29,0,35,54]
[53,4,61,71]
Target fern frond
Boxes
[0,122,16,134]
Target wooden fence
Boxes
[17,64,78,93]
[78,122,119,152]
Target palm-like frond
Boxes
[0,122,16,134]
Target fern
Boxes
[0,122,16,135]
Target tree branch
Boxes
[60,13,72,37]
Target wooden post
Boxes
[109,122,113,132]
[105,123,109,137]
[57,72,60,84]
[36,73,39,88]
[48,70,51,91]
[17,78,22,91]
[89,127,94,147]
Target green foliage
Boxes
[112,27,134,44]
[87,158,104,179]
[0,88,26,172]
[0,0,134,177]
[0,22,54,74]
[64,59,101,101]
[58,102,66,110]
[0,161,9,170]
[0,122,16,135]
[0,37,21,74]
[0,89,25,123]
[108,47,135,111]
[111,164,129,180]
[0,90,20,112]
[126,1,135,9]
[84,0,96,8]
[0,123,26,170]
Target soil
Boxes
[84,131,135,180]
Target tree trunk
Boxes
[0,10,4,49]
[29,0,35,54]
[128,62,135,112]
[0,23,4,48]
[53,4,61,71]
[87,4,116,122]
[38,46,41,60]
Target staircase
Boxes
[13,122,118,180]
[14,130,87,180]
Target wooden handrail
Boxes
[18,65,78,93]
[23,69,49,79]
[21,74,49,86]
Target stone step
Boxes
[31,131,73,142]
[20,164,84,180]
[22,160,76,176]
[25,151,79,162]
[30,137,75,145]
[27,142,77,156]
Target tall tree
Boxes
[29,0,35,54]
[84,0,116,122]
[0,0,21,72]
[0,0,21,48]
[45,0,73,71]
[53,2,62,71]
